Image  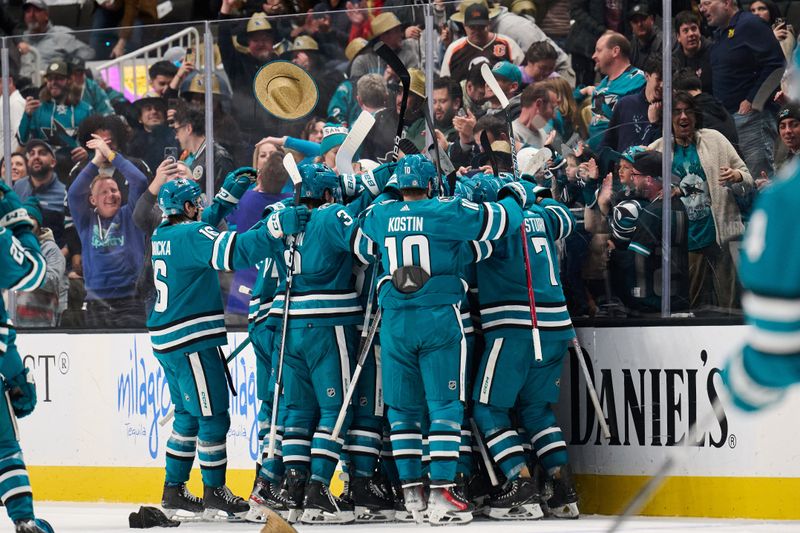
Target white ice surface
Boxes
[19,502,800,533]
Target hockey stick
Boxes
[480,64,543,361]
[605,400,724,533]
[420,104,445,195]
[469,418,500,488]
[331,306,383,441]
[520,147,552,178]
[569,338,611,440]
[479,130,499,178]
[159,337,253,427]
[480,63,519,178]
[374,42,410,162]
[335,110,376,175]
[266,153,304,460]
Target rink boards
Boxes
[13,326,800,519]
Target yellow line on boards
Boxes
[27,466,345,504]
[26,467,800,520]
[575,474,800,520]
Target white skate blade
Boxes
[394,509,415,522]
[354,506,395,522]
[410,508,425,524]
[160,507,204,522]
[300,507,355,524]
[487,502,544,520]
[549,501,580,519]
[427,507,473,526]
[202,507,247,522]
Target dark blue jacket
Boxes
[601,88,659,154]
[67,155,147,300]
[709,11,785,113]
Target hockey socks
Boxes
[388,420,423,482]
[344,423,382,478]
[0,451,34,523]
[473,404,527,480]
[310,429,345,484]
[530,425,568,471]
[164,429,198,484]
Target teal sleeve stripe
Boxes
[11,250,46,291]
[628,242,651,257]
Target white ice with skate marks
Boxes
[31,502,800,533]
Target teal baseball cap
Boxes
[492,61,522,85]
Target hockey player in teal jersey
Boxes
[723,46,800,411]
[471,182,580,520]
[148,177,308,522]
[0,182,52,533]
[260,163,368,525]
[354,155,537,525]
[245,255,298,523]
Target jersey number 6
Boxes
[153,259,169,312]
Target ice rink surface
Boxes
[26,502,800,533]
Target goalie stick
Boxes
[374,42,410,163]
[335,111,376,175]
[266,153,304,460]
[480,63,543,361]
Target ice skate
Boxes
[546,465,579,519]
[281,468,308,523]
[160,482,204,521]
[486,477,543,520]
[300,480,355,524]
[14,519,53,533]
[427,483,474,526]
[401,480,427,524]
[350,476,395,522]
[202,484,249,521]
[247,476,292,523]
[391,484,414,522]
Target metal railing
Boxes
[93,26,201,100]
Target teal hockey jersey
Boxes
[477,198,575,341]
[726,172,800,408]
[147,221,273,355]
[586,65,646,151]
[265,202,363,329]
[248,257,279,334]
[0,228,46,357]
[356,196,524,309]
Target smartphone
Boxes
[457,108,467,118]
[164,147,179,161]
[185,49,195,64]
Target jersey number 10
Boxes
[384,235,431,274]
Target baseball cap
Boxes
[777,103,800,123]
[44,61,69,78]
[25,139,55,156]
[631,150,662,179]
[627,3,651,19]
[23,0,48,11]
[464,3,490,26]
[492,61,522,85]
